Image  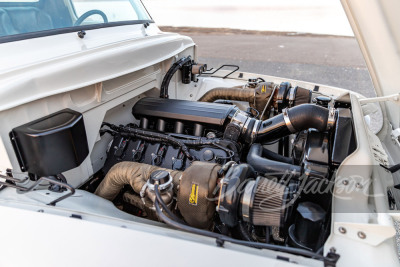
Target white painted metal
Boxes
[0,1,399,266]
[342,0,400,128]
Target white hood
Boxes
[341,0,400,128]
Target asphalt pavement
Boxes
[161,27,375,97]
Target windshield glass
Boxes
[0,0,151,39]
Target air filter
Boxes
[241,177,287,227]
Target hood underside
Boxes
[341,0,400,128]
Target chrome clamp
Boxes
[288,86,297,107]
[250,119,261,143]
[327,107,336,131]
[241,180,255,223]
[282,108,296,133]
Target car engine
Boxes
[86,78,356,252]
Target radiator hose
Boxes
[246,143,301,178]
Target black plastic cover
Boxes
[132,97,237,126]
[331,108,356,166]
[303,130,330,179]
[288,202,326,250]
[10,109,89,176]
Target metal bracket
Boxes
[282,108,296,132]
[200,64,240,79]
[359,93,400,105]
[0,174,75,206]
[326,107,337,131]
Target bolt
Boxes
[338,227,347,234]
[356,183,363,189]
[77,30,86,39]
[342,180,349,185]
[357,231,366,239]
[38,209,44,213]
[329,247,336,253]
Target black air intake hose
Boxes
[255,104,330,142]
[247,144,301,178]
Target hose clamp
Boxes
[146,174,173,192]
[327,107,336,131]
[140,183,148,204]
[282,108,296,133]
[231,109,252,138]
[288,86,297,107]
[241,180,255,223]
[251,120,261,143]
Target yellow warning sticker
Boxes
[189,183,199,206]
[261,85,266,93]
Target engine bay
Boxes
[80,75,356,255]
[4,59,359,264]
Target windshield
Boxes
[0,0,152,40]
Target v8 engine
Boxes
[93,80,355,252]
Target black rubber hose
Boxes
[246,144,301,178]
[262,147,294,165]
[288,104,329,132]
[154,187,338,263]
[255,104,329,142]
[160,57,192,98]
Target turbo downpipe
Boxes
[95,162,182,201]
